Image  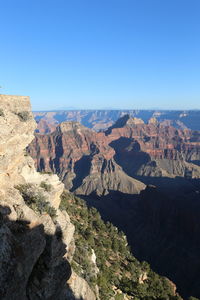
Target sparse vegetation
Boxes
[39,171,53,175]
[40,181,52,192]
[0,109,4,117]
[16,183,57,219]
[60,191,180,300]
[16,111,31,122]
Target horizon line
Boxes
[33,108,200,112]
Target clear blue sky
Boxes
[0,0,200,110]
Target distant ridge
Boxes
[34,109,200,133]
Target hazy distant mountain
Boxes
[33,109,200,134]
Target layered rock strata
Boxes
[29,115,200,196]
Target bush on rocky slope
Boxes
[60,191,182,300]
[16,183,57,219]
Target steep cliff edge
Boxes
[0,95,96,300]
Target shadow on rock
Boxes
[0,205,78,300]
[78,183,200,299]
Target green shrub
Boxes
[115,294,124,300]
[16,111,31,122]
[45,205,57,220]
[40,181,52,192]
[16,183,57,219]
[39,171,53,175]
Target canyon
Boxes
[1,94,200,299]
[28,114,200,299]
[0,94,183,300]
[29,114,200,196]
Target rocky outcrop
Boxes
[65,271,96,300]
[0,95,96,300]
[0,95,36,188]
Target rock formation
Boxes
[0,95,96,300]
[29,115,200,196]
[28,119,146,196]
